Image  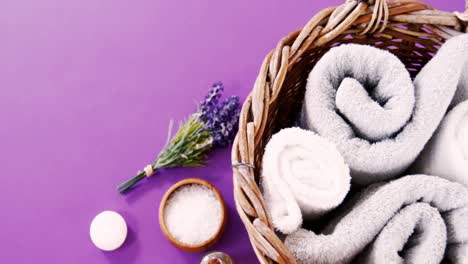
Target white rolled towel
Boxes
[411,100,468,186]
[301,34,468,185]
[261,127,351,234]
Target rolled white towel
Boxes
[261,127,350,234]
[452,62,468,108]
[411,100,468,186]
[301,34,468,185]
[285,175,468,264]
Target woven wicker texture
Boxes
[231,0,468,263]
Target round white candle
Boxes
[90,211,127,251]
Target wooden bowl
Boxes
[158,178,227,252]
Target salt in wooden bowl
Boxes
[159,178,227,252]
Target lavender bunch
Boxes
[117,82,240,194]
[200,82,240,147]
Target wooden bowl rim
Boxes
[158,178,227,252]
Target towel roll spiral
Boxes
[261,128,350,234]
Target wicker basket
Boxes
[231,0,468,263]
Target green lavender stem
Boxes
[117,167,155,194]
[117,115,212,194]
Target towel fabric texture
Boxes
[452,62,468,108]
[300,34,468,185]
[411,100,468,186]
[261,127,350,234]
[285,175,468,264]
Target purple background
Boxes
[0,0,463,263]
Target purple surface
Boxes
[0,0,464,263]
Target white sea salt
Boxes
[164,184,223,245]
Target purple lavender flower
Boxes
[209,96,240,146]
[199,82,224,124]
[197,82,240,147]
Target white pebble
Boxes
[164,184,222,245]
[90,211,127,251]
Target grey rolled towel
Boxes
[300,34,468,185]
[285,175,468,264]
[410,100,468,187]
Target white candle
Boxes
[90,211,127,251]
